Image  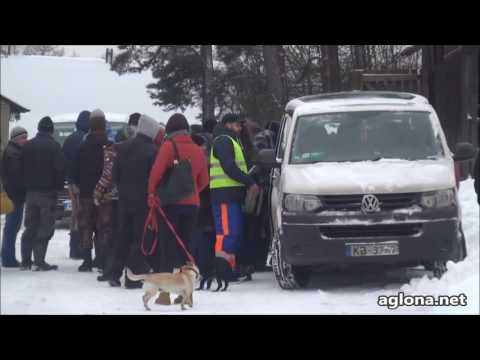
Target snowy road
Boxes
[1,179,478,315]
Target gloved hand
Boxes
[148,193,160,208]
[248,183,260,196]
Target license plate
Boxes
[346,242,399,257]
[64,200,72,211]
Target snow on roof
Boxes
[1,55,200,137]
[0,94,30,113]
[286,91,431,117]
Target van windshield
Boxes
[53,121,126,146]
[290,111,445,164]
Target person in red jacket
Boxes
[148,113,209,305]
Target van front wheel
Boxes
[272,233,311,289]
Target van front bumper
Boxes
[280,209,459,266]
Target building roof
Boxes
[0,94,30,113]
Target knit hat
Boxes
[128,113,141,127]
[204,118,217,134]
[165,113,190,135]
[10,126,28,140]
[137,114,161,141]
[89,109,106,131]
[76,110,91,132]
[38,116,54,133]
[221,113,241,125]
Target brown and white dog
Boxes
[126,262,200,311]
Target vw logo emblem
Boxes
[361,194,380,213]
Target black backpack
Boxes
[156,139,195,206]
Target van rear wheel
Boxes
[272,233,311,289]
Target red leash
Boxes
[157,206,196,265]
[141,204,196,265]
[141,207,159,256]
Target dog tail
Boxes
[126,268,146,282]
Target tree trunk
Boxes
[201,45,215,126]
[263,45,285,125]
[326,45,341,92]
[353,45,365,69]
[319,45,329,92]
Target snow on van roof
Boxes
[285,91,430,115]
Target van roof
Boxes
[51,112,128,123]
[285,91,430,115]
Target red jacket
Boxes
[148,134,209,207]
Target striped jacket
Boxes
[94,144,118,205]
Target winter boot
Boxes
[78,249,93,272]
[33,262,58,271]
[20,261,32,271]
[155,292,171,305]
[2,259,20,268]
[108,279,121,287]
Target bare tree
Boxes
[263,45,286,124]
[326,45,341,91]
[201,45,215,125]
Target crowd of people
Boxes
[1,109,277,305]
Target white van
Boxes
[256,91,476,289]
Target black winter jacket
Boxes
[72,132,112,198]
[22,132,66,193]
[62,112,89,183]
[62,130,87,183]
[210,124,255,204]
[1,141,26,203]
[112,134,158,210]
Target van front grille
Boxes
[319,224,422,239]
[322,193,420,211]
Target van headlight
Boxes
[420,189,456,209]
[284,194,323,212]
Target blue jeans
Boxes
[1,201,24,265]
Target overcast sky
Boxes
[61,45,116,58]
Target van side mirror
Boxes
[453,142,476,162]
[254,149,281,168]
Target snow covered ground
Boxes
[1,179,478,315]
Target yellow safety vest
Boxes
[210,135,248,189]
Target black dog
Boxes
[197,257,234,292]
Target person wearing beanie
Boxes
[204,118,217,135]
[1,127,28,267]
[101,114,163,288]
[37,116,54,133]
[72,108,113,272]
[62,110,91,259]
[20,117,66,271]
[89,109,107,132]
[165,113,190,135]
[147,113,209,304]
[208,113,259,282]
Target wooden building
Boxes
[0,94,29,191]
